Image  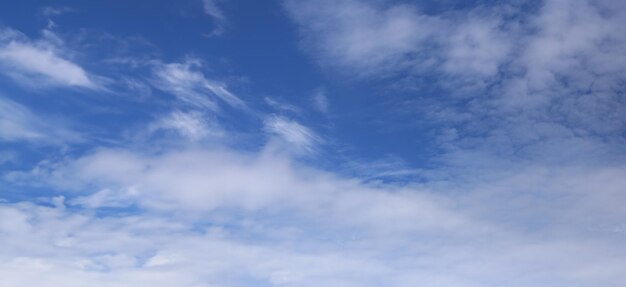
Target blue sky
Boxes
[1,0,626,286]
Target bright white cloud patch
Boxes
[0,28,95,88]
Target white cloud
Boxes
[263,115,318,153]
[41,6,74,17]
[202,0,227,36]
[312,90,329,114]
[265,97,301,114]
[0,98,46,141]
[285,0,440,77]
[69,188,137,209]
[0,96,80,143]
[0,151,16,165]
[0,28,96,88]
[441,15,511,77]
[148,110,223,141]
[152,60,244,110]
[437,0,626,167]
[3,146,626,286]
[284,0,514,80]
[286,0,626,168]
[9,147,470,231]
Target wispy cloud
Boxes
[152,59,244,110]
[148,110,224,141]
[312,89,329,114]
[0,151,15,165]
[265,97,301,114]
[263,115,319,153]
[40,6,73,17]
[201,0,227,36]
[0,96,80,144]
[0,28,97,89]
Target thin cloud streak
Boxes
[0,96,81,144]
[152,59,244,110]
